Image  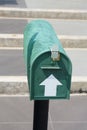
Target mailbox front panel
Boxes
[30,52,71,100]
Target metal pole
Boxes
[33,100,49,130]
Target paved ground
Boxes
[0,49,26,76]
[0,19,87,36]
[0,95,87,130]
[53,19,87,36]
[0,49,87,76]
[0,19,27,34]
[25,0,87,10]
[0,0,87,10]
[28,19,87,36]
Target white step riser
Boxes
[0,35,87,48]
[0,8,87,20]
[0,79,87,94]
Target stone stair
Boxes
[0,0,87,94]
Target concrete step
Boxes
[0,48,87,94]
[0,18,86,47]
[0,7,87,20]
[0,76,87,94]
[0,48,87,76]
[0,34,87,48]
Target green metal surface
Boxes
[23,20,72,100]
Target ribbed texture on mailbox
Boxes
[23,20,72,100]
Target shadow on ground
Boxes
[0,0,17,5]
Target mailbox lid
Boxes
[23,20,66,68]
[30,51,72,100]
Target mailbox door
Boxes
[30,52,71,100]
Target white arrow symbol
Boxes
[40,74,62,96]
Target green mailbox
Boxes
[23,20,72,100]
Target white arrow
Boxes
[40,74,62,96]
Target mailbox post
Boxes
[33,100,49,130]
[23,20,72,130]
